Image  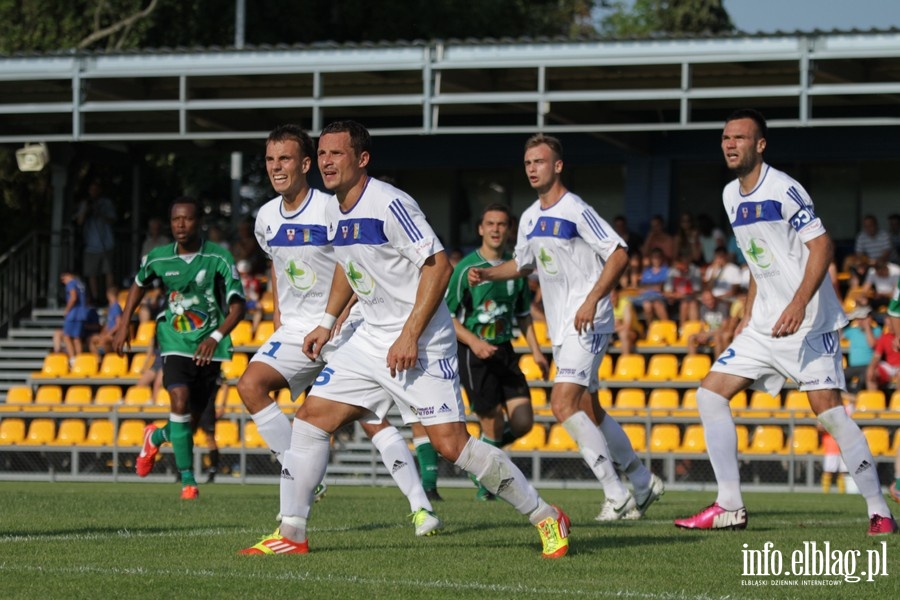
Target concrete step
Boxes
[0,339,54,349]
[7,329,55,339]
[32,309,66,319]
[0,360,44,370]
[0,350,49,359]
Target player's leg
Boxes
[410,422,441,501]
[191,381,219,484]
[891,445,900,504]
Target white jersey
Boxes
[254,189,337,332]
[724,163,847,336]
[325,177,456,359]
[514,191,625,343]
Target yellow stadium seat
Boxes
[778,390,813,419]
[94,385,123,406]
[679,388,698,417]
[230,320,253,347]
[531,320,551,346]
[64,385,93,406]
[735,425,749,453]
[124,386,152,407]
[466,421,481,439]
[132,321,156,345]
[746,425,784,454]
[51,419,87,446]
[221,353,248,380]
[644,354,678,381]
[639,319,678,346]
[545,424,577,451]
[509,424,547,451]
[459,387,469,412]
[0,418,26,445]
[529,388,549,414]
[128,353,148,377]
[677,320,705,345]
[597,388,613,409]
[610,388,645,417]
[889,391,900,412]
[622,423,646,452]
[243,421,268,448]
[97,353,129,378]
[260,290,275,314]
[854,390,886,419]
[609,354,645,381]
[85,420,115,446]
[678,354,711,381]
[647,388,680,416]
[510,332,528,348]
[117,419,147,446]
[785,426,820,455]
[33,353,69,378]
[649,424,681,453]
[69,353,99,377]
[34,385,63,405]
[223,386,245,412]
[5,386,33,405]
[253,321,275,345]
[24,418,56,445]
[215,420,240,447]
[680,425,706,453]
[518,355,548,381]
[892,429,900,453]
[742,391,780,418]
[730,390,748,412]
[862,427,891,456]
[155,388,171,407]
[597,354,613,379]
[193,428,208,447]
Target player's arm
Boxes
[303,263,354,359]
[112,282,146,356]
[772,233,833,338]
[574,246,628,334]
[468,259,530,286]
[388,251,452,377]
[269,262,281,330]
[453,316,497,360]
[195,294,246,366]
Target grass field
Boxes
[1,481,897,599]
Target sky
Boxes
[723,0,900,33]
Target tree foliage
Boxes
[599,0,734,37]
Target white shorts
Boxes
[710,327,845,396]
[551,331,610,393]
[309,333,465,426]
[822,454,847,473]
[249,319,360,400]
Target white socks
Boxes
[279,419,331,542]
[563,411,629,502]
[818,405,891,517]
[696,387,743,510]
[371,426,431,513]
[250,401,292,463]
[598,415,651,493]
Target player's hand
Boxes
[471,338,498,360]
[193,337,216,365]
[772,300,805,337]
[533,352,550,380]
[387,331,418,377]
[468,267,485,286]
[303,326,331,360]
[574,300,597,334]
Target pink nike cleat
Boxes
[867,514,899,536]
[675,502,748,530]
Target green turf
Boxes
[0,482,897,599]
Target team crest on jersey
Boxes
[537,245,559,275]
[345,260,376,295]
[284,259,317,291]
[741,207,748,219]
[286,228,296,241]
[743,237,773,269]
[168,291,209,333]
[341,225,349,239]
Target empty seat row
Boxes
[512,320,711,349]
[31,351,251,380]
[518,352,714,383]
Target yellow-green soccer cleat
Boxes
[537,506,570,559]
[410,508,443,537]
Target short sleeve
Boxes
[383,195,443,269]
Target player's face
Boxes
[721,118,765,177]
[523,143,562,194]
[479,210,510,251]
[170,203,199,245]
[266,139,310,201]
[317,131,369,196]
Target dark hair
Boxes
[320,120,372,157]
[725,108,768,141]
[267,124,315,160]
[481,203,512,223]
[169,196,203,217]
[524,133,563,161]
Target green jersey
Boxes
[445,249,531,344]
[135,241,244,360]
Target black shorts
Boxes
[162,355,221,433]
[458,341,530,416]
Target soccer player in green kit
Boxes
[113,196,246,499]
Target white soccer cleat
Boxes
[624,473,665,520]
[595,493,637,522]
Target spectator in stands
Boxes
[231,218,266,274]
[725,232,747,267]
[849,214,892,269]
[73,177,117,303]
[702,246,742,303]
[866,317,900,392]
[664,254,701,324]
[641,214,674,265]
[857,259,900,312]
[237,260,263,331]
[687,289,732,356]
[207,223,230,252]
[888,213,900,264]
[629,248,670,322]
[88,285,123,357]
[611,286,642,355]
[620,250,643,289]
[52,272,91,364]
[697,214,726,266]
[673,212,702,266]
[140,217,171,258]
[842,307,880,397]
[612,214,643,253]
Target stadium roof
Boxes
[1,29,898,147]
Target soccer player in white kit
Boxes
[674,109,898,535]
[242,120,571,558]
[237,126,443,553]
[469,134,664,521]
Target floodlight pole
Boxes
[230,0,246,229]
[47,164,67,308]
